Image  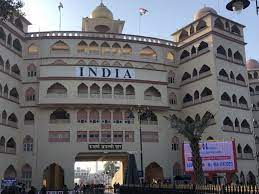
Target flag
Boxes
[139,8,149,16]
[58,2,63,11]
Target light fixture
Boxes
[226,0,250,13]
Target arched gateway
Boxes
[43,163,64,190]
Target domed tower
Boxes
[82,2,125,33]
[193,6,217,21]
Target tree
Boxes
[0,0,24,21]
[103,161,120,178]
[166,112,215,185]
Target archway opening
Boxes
[43,163,64,190]
[145,162,164,184]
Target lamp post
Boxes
[226,0,259,15]
[128,106,153,183]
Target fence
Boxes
[119,184,259,194]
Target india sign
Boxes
[183,141,237,173]
[75,66,135,79]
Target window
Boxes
[168,71,175,84]
[217,46,226,57]
[21,164,32,189]
[0,27,6,42]
[113,110,123,124]
[27,64,37,77]
[77,131,87,142]
[172,136,179,151]
[214,18,224,30]
[101,131,111,142]
[179,30,188,41]
[50,109,70,123]
[122,44,132,55]
[77,41,88,53]
[89,131,99,142]
[23,136,33,152]
[101,110,111,124]
[180,50,190,60]
[113,131,123,142]
[77,110,87,123]
[24,111,34,125]
[139,47,157,58]
[125,131,134,142]
[89,110,99,123]
[51,41,70,52]
[48,131,70,142]
[13,39,22,52]
[142,132,159,143]
[28,44,38,55]
[47,83,67,97]
[25,88,35,101]
[196,20,207,31]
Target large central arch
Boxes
[43,163,64,190]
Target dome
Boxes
[194,7,217,21]
[91,3,113,20]
[246,59,259,70]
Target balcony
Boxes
[47,93,67,98]
[49,119,70,124]
[144,96,161,101]
[220,100,231,106]
[241,127,251,133]
[6,147,16,155]
[223,125,234,131]
[243,153,254,160]
[9,96,19,103]
[7,121,18,128]
[201,95,213,102]
[90,93,100,98]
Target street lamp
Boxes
[226,0,259,15]
[128,106,154,183]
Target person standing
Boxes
[40,185,47,194]
[28,187,36,194]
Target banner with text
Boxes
[183,141,237,173]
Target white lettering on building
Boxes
[75,66,135,79]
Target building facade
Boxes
[0,3,257,189]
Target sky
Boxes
[22,0,258,60]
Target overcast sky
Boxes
[22,0,259,61]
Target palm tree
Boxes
[166,111,215,185]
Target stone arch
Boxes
[24,111,35,125]
[77,40,88,53]
[197,41,208,52]
[182,72,191,81]
[43,163,64,190]
[217,45,226,57]
[25,87,35,101]
[144,86,161,100]
[28,43,39,54]
[51,40,70,52]
[13,38,22,52]
[180,50,190,60]
[50,109,70,121]
[47,83,67,96]
[214,18,224,30]
[4,165,17,179]
[179,30,189,41]
[145,162,164,183]
[139,46,157,58]
[196,20,207,31]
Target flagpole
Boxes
[139,14,141,35]
[59,7,61,31]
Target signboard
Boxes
[1,179,16,187]
[76,66,135,79]
[183,141,237,173]
[88,144,122,150]
[138,171,144,178]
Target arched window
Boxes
[239,96,248,107]
[254,72,258,79]
[6,138,16,154]
[181,72,191,82]
[169,92,177,105]
[27,64,37,77]
[225,22,230,31]
[111,43,121,55]
[250,87,255,94]
[102,84,112,98]
[3,84,8,98]
[50,109,70,123]
[185,116,194,123]
[100,42,110,55]
[221,92,231,104]
[191,46,196,55]
[2,110,7,123]
[0,136,5,153]
[113,110,123,124]
[234,51,243,62]
[25,87,35,101]
[89,110,99,123]
[236,74,245,84]
[0,27,6,42]
[90,84,100,98]
[172,137,179,151]
[11,64,20,76]
[0,56,4,70]
[214,18,224,30]
[168,71,175,84]
[144,86,161,101]
[139,46,157,58]
[228,48,233,59]
[180,50,190,60]
[122,44,132,55]
[23,136,33,152]
[101,110,111,124]
[13,39,22,52]
[207,136,214,140]
[77,110,88,123]
[5,60,10,73]
[21,164,32,189]
[15,18,23,31]
[235,118,240,131]
[77,83,88,97]
[237,144,242,158]
[201,87,212,98]
[183,93,193,103]
[197,41,208,52]
[179,30,189,41]
[231,25,241,35]
[199,65,210,75]
[9,88,19,100]
[4,165,17,179]
[194,90,199,100]
[243,144,253,159]
[7,34,12,46]
[195,114,201,122]
[114,84,124,98]
[202,111,215,125]
[196,20,207,31]
[24,111,34,125]
[8,113,18,127]
[89,41,99,54]
[28,44,38,55]
[126,85,135,99]
[217,46,227,57]
[190,26,194,35]
[248,73,253,80]
[247,171,256,185]
[219,69,229,79]
[51,41,70,52]
[223,117,234,131]
[166,52,175,61]
[77,41,88,53]
[47,83,67,97]
[241,119,250,132]
[232,94,237,104]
